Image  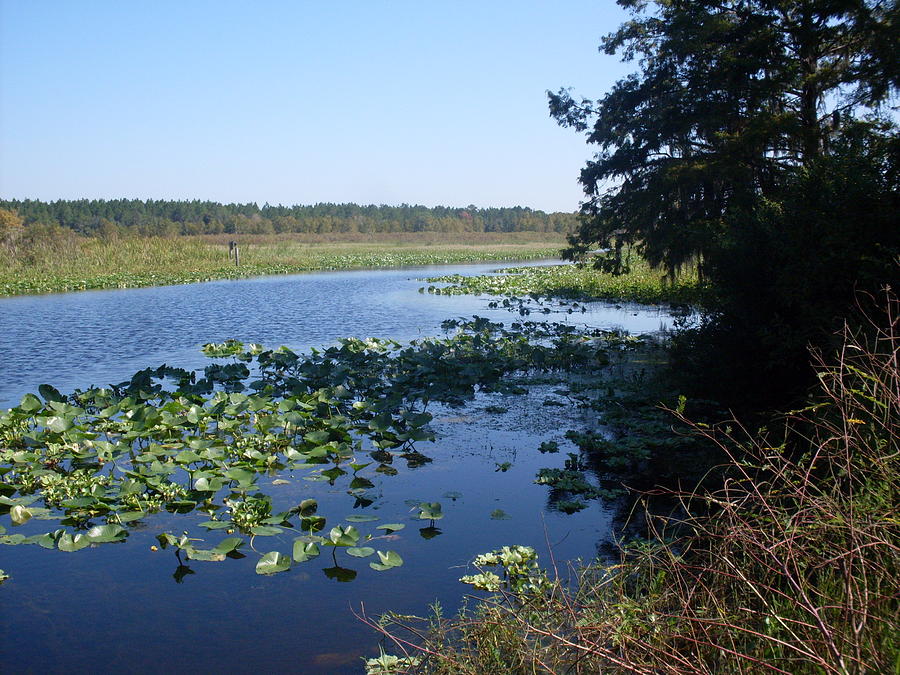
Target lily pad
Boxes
[255,551,291,575]
[369,550,403,571]
[346,546,375,558]
[417,502,443,521]
[187,548,227,562]
[249,525,282,536]
[325,525,360,547]
[212,537,245,554]
[57,532,91,552]
[292,539,320,563]
[198,520,233,530]
[86,524,127,543]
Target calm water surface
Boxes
[0,263,675,673]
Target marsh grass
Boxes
[425,257,709,308]
[364,294,899,674]
[0,232,563,296]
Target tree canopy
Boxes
[0,199,577,238]
[552,0,898,275]
[552,0,899,402]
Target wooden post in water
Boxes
[229,240,240,266]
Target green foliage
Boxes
[0,198,576,237]
[682,128,900,404]
[460,545,550,596]
[551,0,899,406]
[553,0,897,275]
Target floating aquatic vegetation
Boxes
[0,318,618,578]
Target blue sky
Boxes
[0,1,631,212]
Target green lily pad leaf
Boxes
[369,412,392,432]
[113,511,145,524]
[301,515,326,532]
[86,524,127,543]
[174,450,203,464]
[346,546,375,558]
[292,539,320,562]
[10,505,32,526]
[19,393,43,413]
[1,534,28,545]
[271,479,291,486]
[490,509,511,520]
[375,523,405,533]
[304,430,331,444]
[345,514,378,523]
[187,548,227,562]
[302,446,329,459]
[298,499,318,516]
[225,468,256,485]
[28,531,60,549]
[255,551,291,575]
[417,502,443,520]
[60,497,97,509]
[0,524,5,535]
[57,532,91,552]
[326,525,360,547]
[193,476,225,492]
[349,462,372,472]
[369,550,403,571]
[39,383,66,403]
[249,525,282,536]
[212,537,245,554]
[198,520,232,530]
[45,415,75,433]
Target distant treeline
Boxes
[0,199,577,237]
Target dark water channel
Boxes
[0,262,676,673]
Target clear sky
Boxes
[0,1,631,212]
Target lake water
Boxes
[0,263,675,673]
